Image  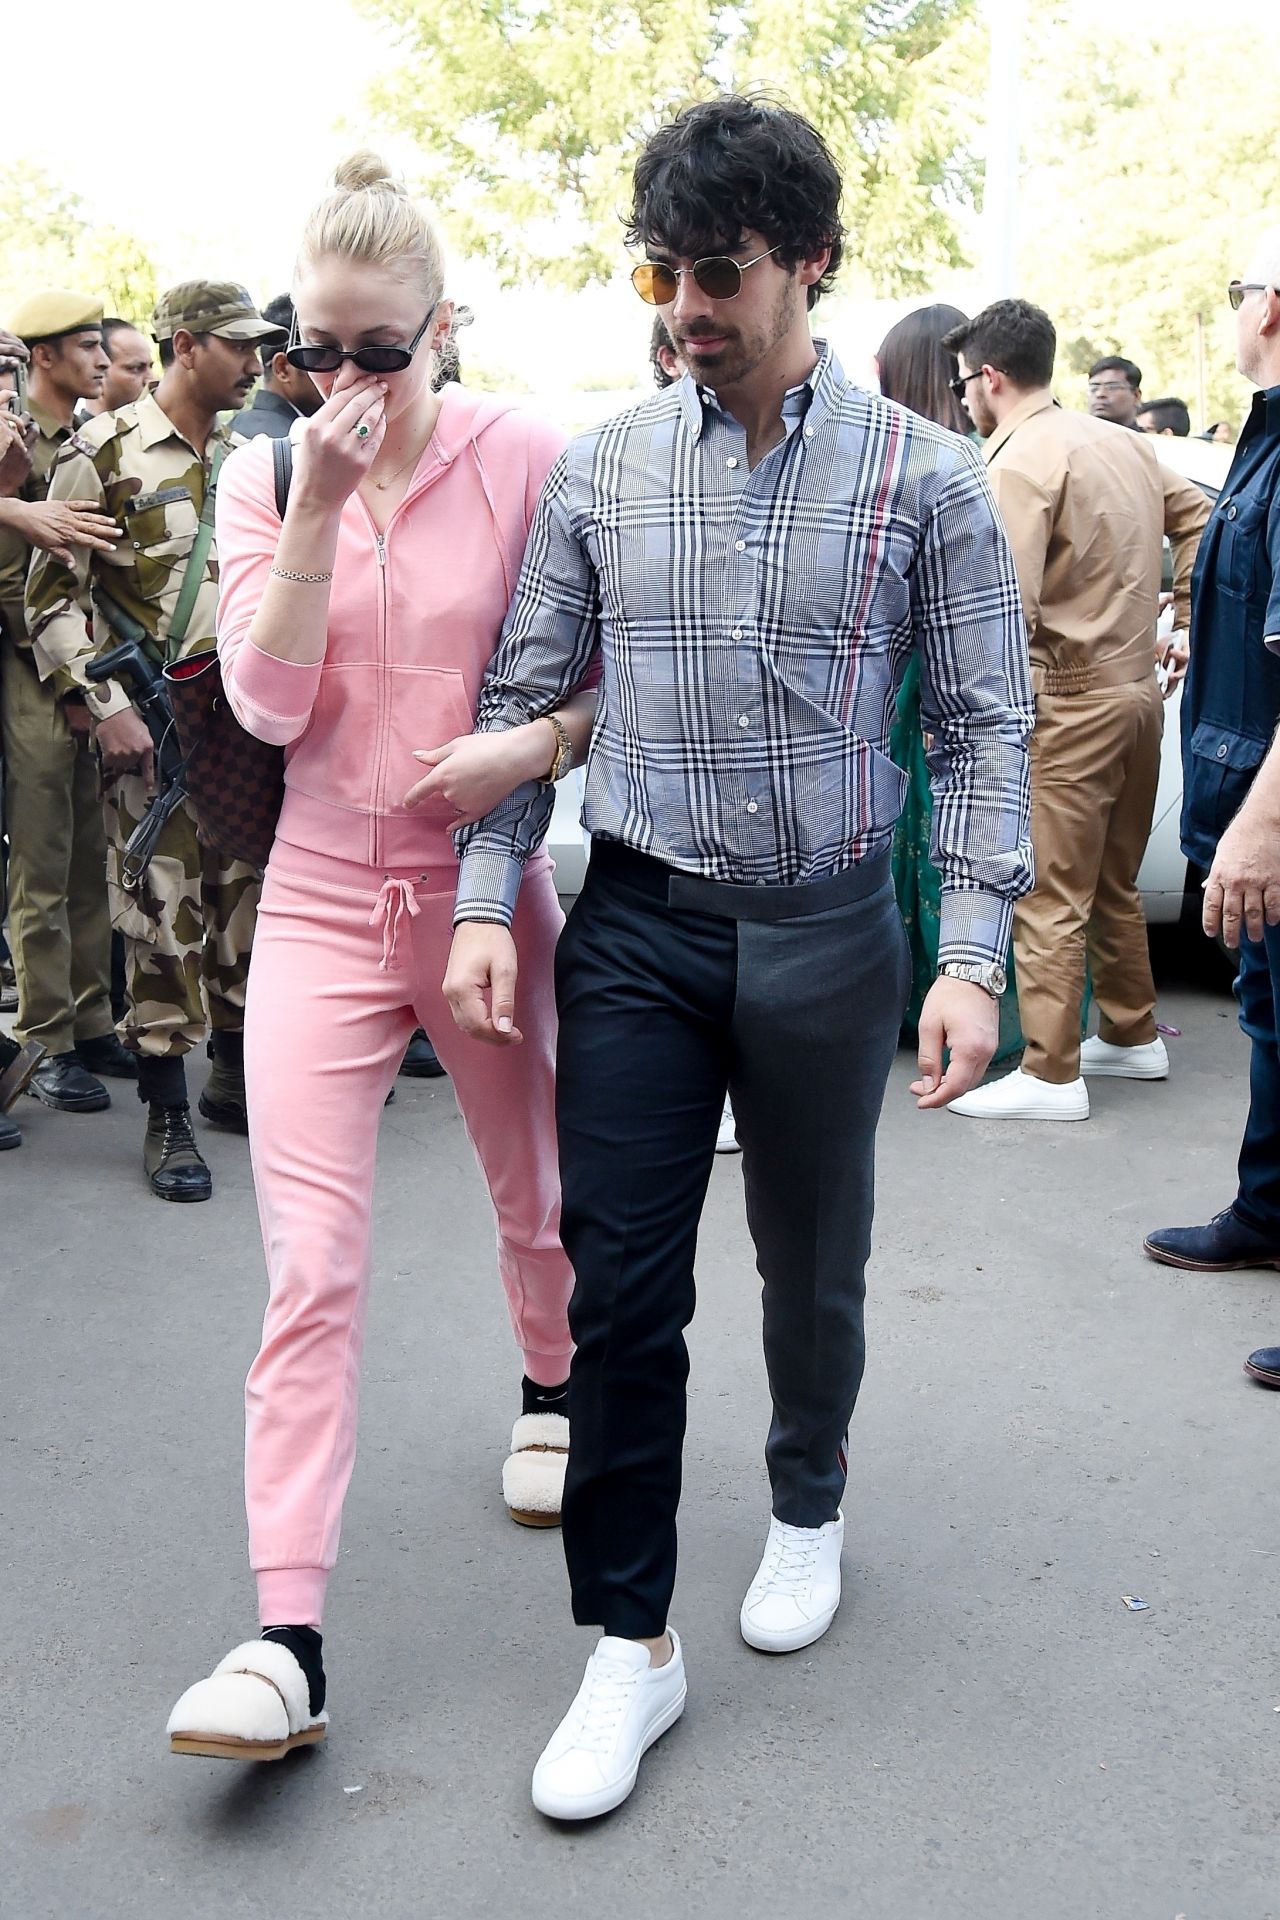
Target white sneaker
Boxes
[740,1512,844,1653]
[1078,1034,1169,1080]
[947,1067,1089,1121]
[531,1632,687,1821]
[715,1097,741,1154]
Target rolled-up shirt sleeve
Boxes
[454,453,602,927]
[912,442,1036,971]
[215,434,322,746]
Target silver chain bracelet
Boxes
[270,565,333,585]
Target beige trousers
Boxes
[1015,675,1164,1083]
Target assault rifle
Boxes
[85,590,188,888]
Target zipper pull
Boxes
[375,534,386,566]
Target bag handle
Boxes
[167,441,227,662]
[272,435,293,518]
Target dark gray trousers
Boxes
[555,840,910,1638]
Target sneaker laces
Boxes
[573,1650,643,1755]
[759,1524,823,1595]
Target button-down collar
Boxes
[677,337,843,439]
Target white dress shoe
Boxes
[715,1097,741,1154]
[531,1631,687,1820]
[1078,1034,1169,1079]
[740,1512,843,1653]
[947,1067,1089,1121]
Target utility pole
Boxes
[983,0,1024,299]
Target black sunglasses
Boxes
[1228,281,1274,311]
[949,369,984,399]
[285,303,438,374]
[631,248,781,305]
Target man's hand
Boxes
[95,707,156,792]
[910,976,1000,1110]
[1157,629,1189,697]
[0,412,32,496]
[18,498,121,566]
[1202,801,1280,946]
[443,922,523,1045]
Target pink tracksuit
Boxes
[216,391,574,1628]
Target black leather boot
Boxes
[77,1032,139,1079]
[138,1057,212,1201]
[28,1050,110,1112]
[0,1109,21,1150]
[198,1030,248,1134]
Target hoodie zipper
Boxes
[371,530,388,866]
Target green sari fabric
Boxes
[889,653,1027,1063]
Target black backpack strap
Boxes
[271,435,294,519]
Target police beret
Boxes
[152,282,284,345]
[8,290,105,345]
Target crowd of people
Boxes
[3,92,1280,1823]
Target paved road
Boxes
[4,936,1278,1919]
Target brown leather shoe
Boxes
[0,1035,48,1112]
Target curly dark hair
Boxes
[627,94,845,311]
[942,299,1057,390]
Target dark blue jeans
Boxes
[1233,922,1280,1236]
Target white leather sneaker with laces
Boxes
[1078,1034,1169,1079]
[531,1631,687,1821]
[740,1511,844,1653]
[947,1067,1089,1121]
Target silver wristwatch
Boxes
[939,961,1008,999]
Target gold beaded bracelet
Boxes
[270,565,333,585]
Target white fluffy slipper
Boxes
[167,1639,328,1761]
[502,1412,568,1529]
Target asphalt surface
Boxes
[3,931,1278,1920]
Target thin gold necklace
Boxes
[369,430,434,492]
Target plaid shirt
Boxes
[456,342,1034,970]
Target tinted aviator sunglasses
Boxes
[285,303,438,374]
[631,247,781,305]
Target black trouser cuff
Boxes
[137,1056,188,1107]
[208,1030,244,1066]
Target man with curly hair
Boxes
[447,93,1034,1816]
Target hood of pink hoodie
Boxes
[217,386,565,871]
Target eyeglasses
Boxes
[1087,381,1132,395]
[285,304,438,374]
[949,369,984,399]
[631,248,781,305]
[1228,281,1273,310]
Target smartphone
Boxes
[11,357,28,413]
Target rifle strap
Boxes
[167,440,227,664]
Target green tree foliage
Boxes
[1018,8,1280,425]
[358,0,980,292]
[0,164,159,329]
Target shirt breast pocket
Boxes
[124,489,199,603]
[1215,497,1269,602]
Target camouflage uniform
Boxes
[25,389,259,1060]
[0,395,114,1058]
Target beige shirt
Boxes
[982,392,1210,692]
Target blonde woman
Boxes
[167,156,593,1761]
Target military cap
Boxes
[9,289,104,345]
[152,282,285,344]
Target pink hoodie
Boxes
[215,386,566,870]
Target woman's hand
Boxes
[405,721,555,823]
[290,363,389,512]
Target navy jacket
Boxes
[1180,385,1280,867]
[228,386,298,442]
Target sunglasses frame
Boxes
[949,368,985,400]
[1228,281,1272,311]
[631,246,782,306]
[285,302,439,375]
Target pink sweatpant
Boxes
[242,840,574,1629]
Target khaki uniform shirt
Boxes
[25,389,229,720]
[0,399,75,649]
[982,392,1210,692]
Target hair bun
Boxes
[333,150,401,195]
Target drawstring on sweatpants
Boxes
[369,877,421,972]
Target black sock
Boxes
[262,1624,326,1717]
[522,1374,569,1417]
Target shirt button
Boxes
[803,426,814,439]
[1217,743,1229,759]
[726,456,739,469]
[737,714,751,728]
[732,628,744,640]
[746,801,759,814]
[735,539,746,552]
